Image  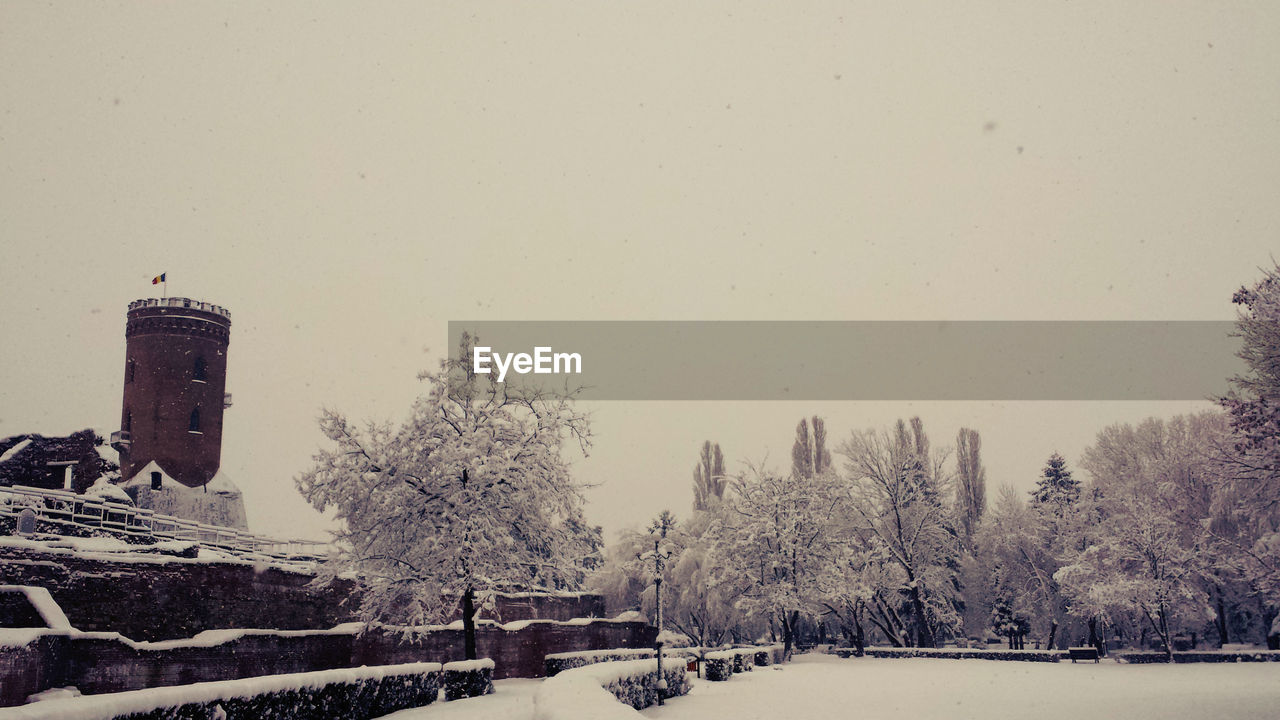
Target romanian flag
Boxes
[151,273,166,285]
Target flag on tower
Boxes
[152,273,166,285]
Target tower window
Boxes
[189,407,201,433]
[151,471,162,490]
[126,360,136,383]
[194,357,207,382]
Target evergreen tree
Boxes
[1031,452,1079,506]
[990,597,1031,649]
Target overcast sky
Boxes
[2,2,1278,542]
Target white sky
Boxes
[2,2,1278,541]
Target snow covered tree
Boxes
[296,333,599,659]
[587,527,652,616]
[976,484,1079,649]
[1221,263,1280,472]
[1056,417,1223,660]
[1217,264,1280,611]
[709,462,844,656]
[1031,453,1079,508]
[665,507,744,646]
[814,540,888,654]
[838,420,961,647]
[692,441,726,512]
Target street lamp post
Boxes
[646,534,673,705]
[654,538,665,704]
[642,513,675,706]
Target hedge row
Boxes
[1116,650,1280,664]
[840,647,1065,662]
[534,658,690,719]
[703,648,771,681]
[544,648,655,677]
[605,661,691,710]
[4,663,443,720]
[442,659,495,700]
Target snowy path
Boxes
[377,654,1280,720]
[643,654,1280,720]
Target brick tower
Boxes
[112,297,232,488]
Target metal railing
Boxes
[0,484,329,567]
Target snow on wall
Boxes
[3,661,443,720]
[0,585,72,630]
[443,658,497,672]
[122,464,246,530]
[0,616,657,706]
[0,439,33,464]
[84,479,132,505]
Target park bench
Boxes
[1068,646,1099,663]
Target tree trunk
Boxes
[1046,621,1058,651]
[908,584,935,648]
[870,596,906,647]
[853,605,866,656]
[1159,605,1173,663]
[781,612,794,658]
[1088,617,1100,652]
[1215,596,1229,648]
[462,586,477,661]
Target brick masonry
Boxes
[0,546,639,706]
[0,621,656,706]
[0,547,357,641]
[118,298,233,488]
[0,545,606,641]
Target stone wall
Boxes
[0,547,356,641]
[0,620,656,707]
[0,544,606,640]
[470,593,606,623]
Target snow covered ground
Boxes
[379,654,1280,720]
[644,654,1280,720]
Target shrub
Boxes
[534,658,690,719]
[702,647,779,681]
[604,662,690,710]
[442,658,495,700]
[4,662,442,720]
[543,647,655,677]
[843,647,1064,662]
[1116,650,1280,664]
[703,650,740,680]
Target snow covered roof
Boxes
[122,463,241,497]
[86,477,134,505]
[0,438,33,463]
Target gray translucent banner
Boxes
[446,321,1245,401]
